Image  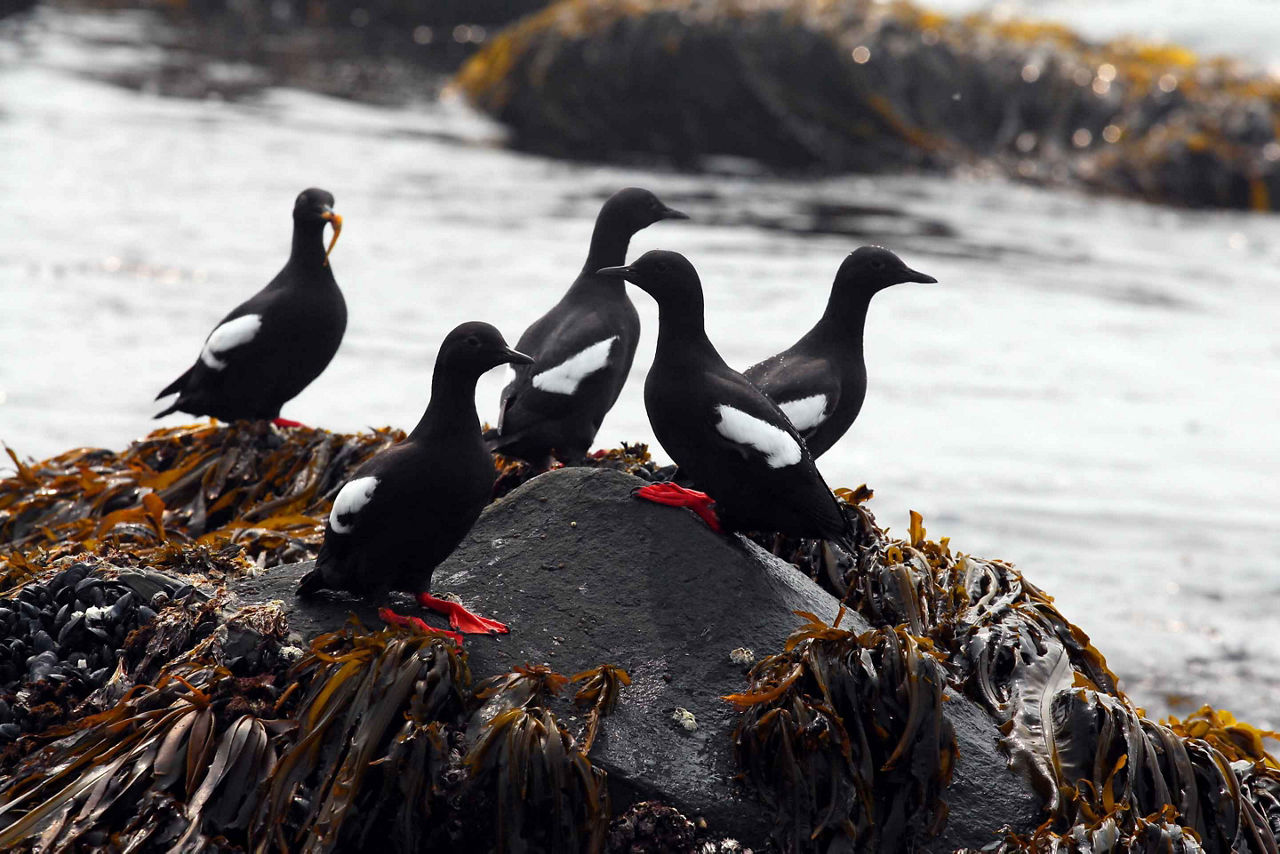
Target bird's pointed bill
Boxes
[503,347,535,365]
[660,206,689,220]
[321,210,343,265]
[595,265,634,280]
[904,267,937,283]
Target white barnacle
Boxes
[778,394,828,432]
[329,476,379,534]
[199,314,262,370]
[714,405,803,468]
[672,707,698,731]
[531,336,618,395]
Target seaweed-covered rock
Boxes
[457,0,1280,211]
[239,466,1043,849]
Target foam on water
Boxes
[1,6,1278,725]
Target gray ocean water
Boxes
[1,5,1278,725]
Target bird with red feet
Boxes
[297,322,532,638]
[597,251,855,551]
[154,188,346,425]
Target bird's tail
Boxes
[296,564,326,597]
[153,400,182,420]
[155,365,193,401]
[820,505,863,596]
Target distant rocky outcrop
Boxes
[457,0,1280,211]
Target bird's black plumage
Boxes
[155,188,347,422]
[597,251,853,545]
[744,246,935,458]
[299,322,532,598]
[488,187,687,465]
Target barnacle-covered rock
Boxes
[457,0,1280,211]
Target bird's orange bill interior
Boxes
[321,211,342,265]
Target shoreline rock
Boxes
[1,426,1278,852]
[456,0,1280,211]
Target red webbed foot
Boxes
[632,482,724,533]
[272,418,306,429]
[378,606,465,645]
[416,592,509,635]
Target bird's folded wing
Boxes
[499,312,623,424]
[746,356,840,437]
[198,311,264,371]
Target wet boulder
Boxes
[457,0,1280,211]
[238,466,1044,849]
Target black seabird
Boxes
[154,188,347,425]
[597,251,853,547]
[744,246,936,458]
[298,321,532,638]
[487,187,687,466]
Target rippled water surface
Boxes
[2,6,1278,724]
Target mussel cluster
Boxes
[0,563,199,741]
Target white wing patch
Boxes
[779,395,829,432]
[714,405,803,469]
[200,314,262,370]
[329,476,379,534]
[531,336,618,395]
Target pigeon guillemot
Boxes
[596,251,854,547]
[297,321,532,638]
[744,246,936,458]
[154,188,347,426]
[487,187,687,466]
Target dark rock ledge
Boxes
[235,467,1043,850]
[0,425,1277,852]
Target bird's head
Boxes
[595,249,701,305]
[836,245,936,292]
[597,187,689,236]
[439,321,533,376]
[293,188,342,264]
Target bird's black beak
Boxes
[595,265,635,281]
[903,267,937,284]
[659,206,689,221]
[320,207,342,266]
[501,347,534,366]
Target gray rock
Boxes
[235,466,1044,849]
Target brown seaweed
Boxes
[729,610,956,852]
[465,663,612,854]
[0,422,403,586]
[811,506,1280,852]
[0,663,284,851]
[256,621,471,852]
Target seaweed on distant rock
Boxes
[458,0,1280,211]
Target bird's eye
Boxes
[871,259,886,271]
[465,336,481,348]
[656,262,670,273]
